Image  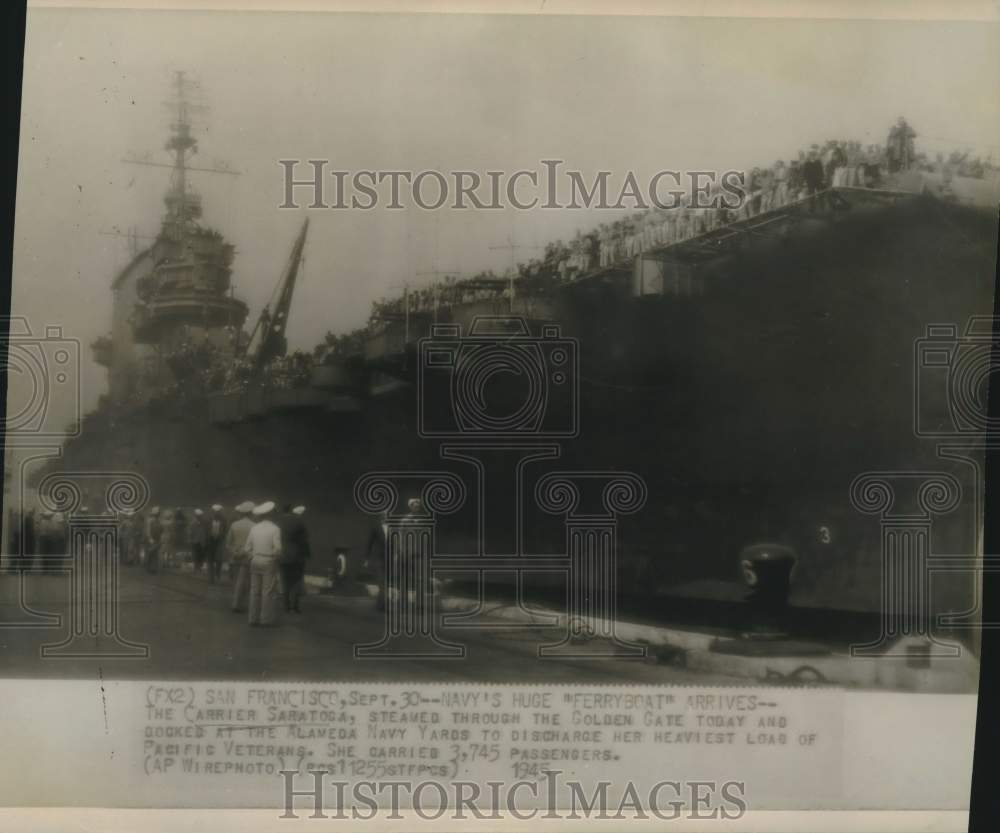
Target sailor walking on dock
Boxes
[244,501,282,626]
[190,508,207,573]
[278,505,311,614]
[226,501,255,611]
[35,509,64,571]
[144,507,162,574]
[117,509,137,566]
[206,504,227,584]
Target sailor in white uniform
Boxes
[244,501,282,626]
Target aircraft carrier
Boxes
[36,75,1000,646]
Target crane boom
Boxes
[238,218,310,373]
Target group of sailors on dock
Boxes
[135,500,313,626]
[6,499,313,627]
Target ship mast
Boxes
[163,71,201,241]
[123,71,239,242]
[489,234,543,311]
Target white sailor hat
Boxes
[252,501,275,516]
[292,505,306,515]
[235,501,254,514]
[211,504,223,512]
[194,508,204,516]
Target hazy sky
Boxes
[9,7,1000,424]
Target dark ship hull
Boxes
[51,190,997,633]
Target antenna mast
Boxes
[123,71,239,243]
[164,70,201,240]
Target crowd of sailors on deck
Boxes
[134,334,315,397]
[364,118,985,325]
[184,119,990,367]
[6,500,314,627]
[365,128,862,324]
[113,336,321,402]
[222,351,313,394]
[108,119,993,402]
[367,272,513,324]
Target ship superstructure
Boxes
[93,72,247,406]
